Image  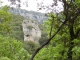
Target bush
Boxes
[0,57,10,60]
[15,48,30,60]
[0,35,30,60]
[24,41,40,54]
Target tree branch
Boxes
[62,0,68,16]
[69,8,80,38]
[30,18,68,60]
[71,8,80,21]
[49,20,54,37]
[59,20,68,26]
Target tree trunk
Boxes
[67,18,75,60]
[67,38,74,60]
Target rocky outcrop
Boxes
[22,19,41,43]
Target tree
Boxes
[30,0,80,60]
[39,24,48,45]
[0,5,12,36]
[0,35,30,60]
[24,41,40,54]
[14,48,30,60]
[7,0,80,60]
[0,35,22,59]
[0,5,30,60]
[9,14,24,41]
[0,57,10,60]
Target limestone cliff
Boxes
[22,19,41,43]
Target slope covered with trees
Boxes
[0,5,47,59]
[0,6,30,60]
[9,7,48,23]
[0,0,80,60]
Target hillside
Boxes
[9,7,48,23]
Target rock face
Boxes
[22,19,41,43]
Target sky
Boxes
[1,0,63,13]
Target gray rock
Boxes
[22,19,41,43]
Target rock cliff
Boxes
[22,19,41,43]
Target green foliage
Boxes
[44,13,61,37]
[0,35,23,59]
[34,8,80,59]
[24,41,40,54]
[0,5,12,34]
[34,45,64,60]
[72,39,80,60]
[72,46,80,60]
[75,0,80,6]
[0,57,10,60]
[0,35,30,60]
[34,48,52,60]
[8,14,24,41]
[0,1,80,60]
[15,48,30,60]
[39,24,48,45]
[0,6,24,41]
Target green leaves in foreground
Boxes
[0,35,30,60]
[0,5,12,34]
[34,45,64,60]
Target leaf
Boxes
[75,0,80,3]
[75,0,80,6]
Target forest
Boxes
[0,0,80,60]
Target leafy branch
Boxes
[30,17,68,60]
